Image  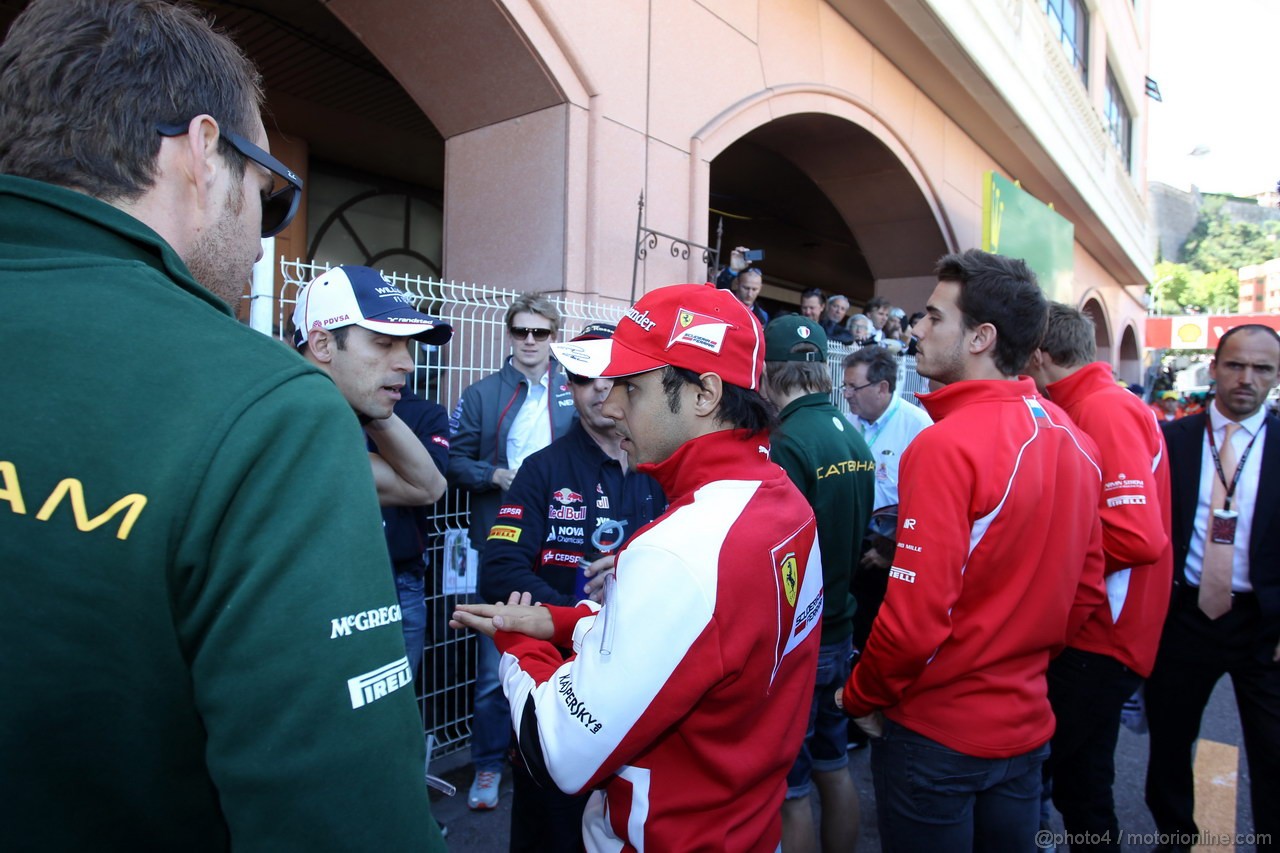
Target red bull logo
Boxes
[552,487,584,505]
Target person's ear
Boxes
[307,328,336,364]
[968,322,998,357]
[692,372,724,419]
[182,115,224,215]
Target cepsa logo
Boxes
[498,504,524,520]
[541,550,582,568]
[552,487,584,505]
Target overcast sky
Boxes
[1146,0,1279,196]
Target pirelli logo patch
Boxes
[488,525,521,542]
[348,658,413,709]
[889,567,916,584]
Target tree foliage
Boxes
[1151,201,1280,314]
[1180,203,1280,273]
[1150,261,1239,314]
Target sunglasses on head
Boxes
[156,121,303,238]
[510,326,553,342]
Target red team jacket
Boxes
[494,429,822,852]
[843,378,1107,758]
[1046,362,1173,676]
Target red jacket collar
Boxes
[1045,361,1114,410]
[917,377,1040,422]
[638,429,772,500]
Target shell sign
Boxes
[1146,314,1280,350]
[1174,317,1207,349]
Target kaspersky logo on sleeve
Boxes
[347,657,413,709]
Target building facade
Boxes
[1,0,1157,379]
[1239,258,1280,314]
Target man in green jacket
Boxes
[0,1,443,849]
[760,316,876,853]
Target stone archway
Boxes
[695,87,955,316]
[1118,323,1142,385]
[1080,295,1113,366]
[322,0,587,292]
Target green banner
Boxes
[983,172,1074,303]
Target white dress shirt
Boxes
[848,393,933,510]
[506,372,552,472]
[1184,404,1268,591]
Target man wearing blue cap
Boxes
[295,264,454,673]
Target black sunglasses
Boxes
[156,121,303,238]
[510,326,553,342]
[566,372,593,386]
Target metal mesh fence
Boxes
[271,260,627,760]
[254,259,926,760]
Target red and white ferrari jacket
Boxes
[842,378,1106,758]
[1047,361,1173,676]
[495,429,822,852]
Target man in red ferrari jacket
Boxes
[1025,302,1172,852]
[839,250,1106,853]
[452,283,823,853]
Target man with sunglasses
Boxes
[0,1,442,849]
[448,291,575,810]
[477,323,666,851]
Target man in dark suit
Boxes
[1145,324,1280,853]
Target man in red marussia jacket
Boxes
[839,250,1106,853]
[1025,303,1172,852]
[452,284,823,853]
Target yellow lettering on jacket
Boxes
[815,459,875,480]
[34,478,147,540]
[0,461,25,514]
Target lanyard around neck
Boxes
[1207,421,1260,512]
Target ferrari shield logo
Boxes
[781,553,798,607]
[679,309,694,328]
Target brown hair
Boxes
[0,0,263,202]
[505,292,562,334]
[1038,302,1096,368]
